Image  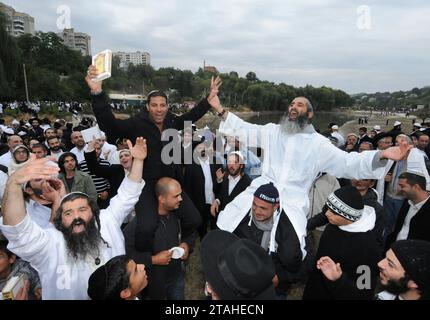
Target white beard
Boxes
[280,114,310,135]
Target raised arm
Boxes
[101,138,147,225]
[318,136,412,180]
[85,65,136,142]
[2,156,59,226]
[208,79,269,148]
[173,76,222,128]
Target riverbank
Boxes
[339,111,415,137]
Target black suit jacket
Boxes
[183,159,222,213]
[215,174,251,212]
[386,197,430,248]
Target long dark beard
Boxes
[380,276,410,296]
[280,112,310,135]
[59,216,102,261]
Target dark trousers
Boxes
[198,204,214,240]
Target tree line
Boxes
[1,12,354,111]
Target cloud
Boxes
[3,0,430,93]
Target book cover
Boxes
[92,49,112,82]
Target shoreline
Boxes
[339,111,415,136]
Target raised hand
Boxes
[84,65,103,93]
[208,76,222,101]
[126,137,147,161]
[9,155,59,185]
[380,139,412,161]
[317,256,342,281]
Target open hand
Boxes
[380,139,412,161]
[10,155,59,185]
[317,256,342,281]
[126,137,147,161]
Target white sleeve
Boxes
[219,112,276,148]
[0,214,53,270]
[0,171,8,202]
[317,137,386,180]
[100,176,145,226]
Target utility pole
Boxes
[23,64,29,102]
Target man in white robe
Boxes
[0,138,147,300]
[209,95,411,258]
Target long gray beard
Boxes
[280,113,310,135]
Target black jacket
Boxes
[124,210,198,299]
[214,174,251,212]
[386,197,430,248]
[303,224,381,300]
[183,159,222,213]
[234,210,308,294]
[307,189,386,250]
[91,92,211,182]
[362,188,386,249]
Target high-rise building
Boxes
[57,28,92,56]
[0,2,35,37]
[113,51,151,70]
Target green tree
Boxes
[0,11,19,99]
[246,71,258,82]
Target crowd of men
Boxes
[0,69,428,301]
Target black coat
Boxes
[214,173,251,212]
[91,92,211,182]
[303,224,381,300]
[386,197,430,248]
[124,212,198,300]
[362,188,386,249]
[183,160,222,213]
[234,211,309,294]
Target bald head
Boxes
[8,135,23,151]
[292,96,314,113]
[155,177,181,197]
[71,131,85,148]
[155,177,183,212]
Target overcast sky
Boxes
[4,0,430,94]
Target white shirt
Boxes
[101,143,117,162]
[198,157,214,204]
[26,200,54,230]
[70,146,86,163]
[107,150,121,165]
[0,176,145,300]
[228,175,241,195]
[0,151,12,167]
[50,150,64,161]
[396,196,429,240]
[0,170,8,202]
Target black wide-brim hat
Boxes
[200,230,277,300]
[372,131,394,149]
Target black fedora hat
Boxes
[372,131,393,149]
[200,230,277,300]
